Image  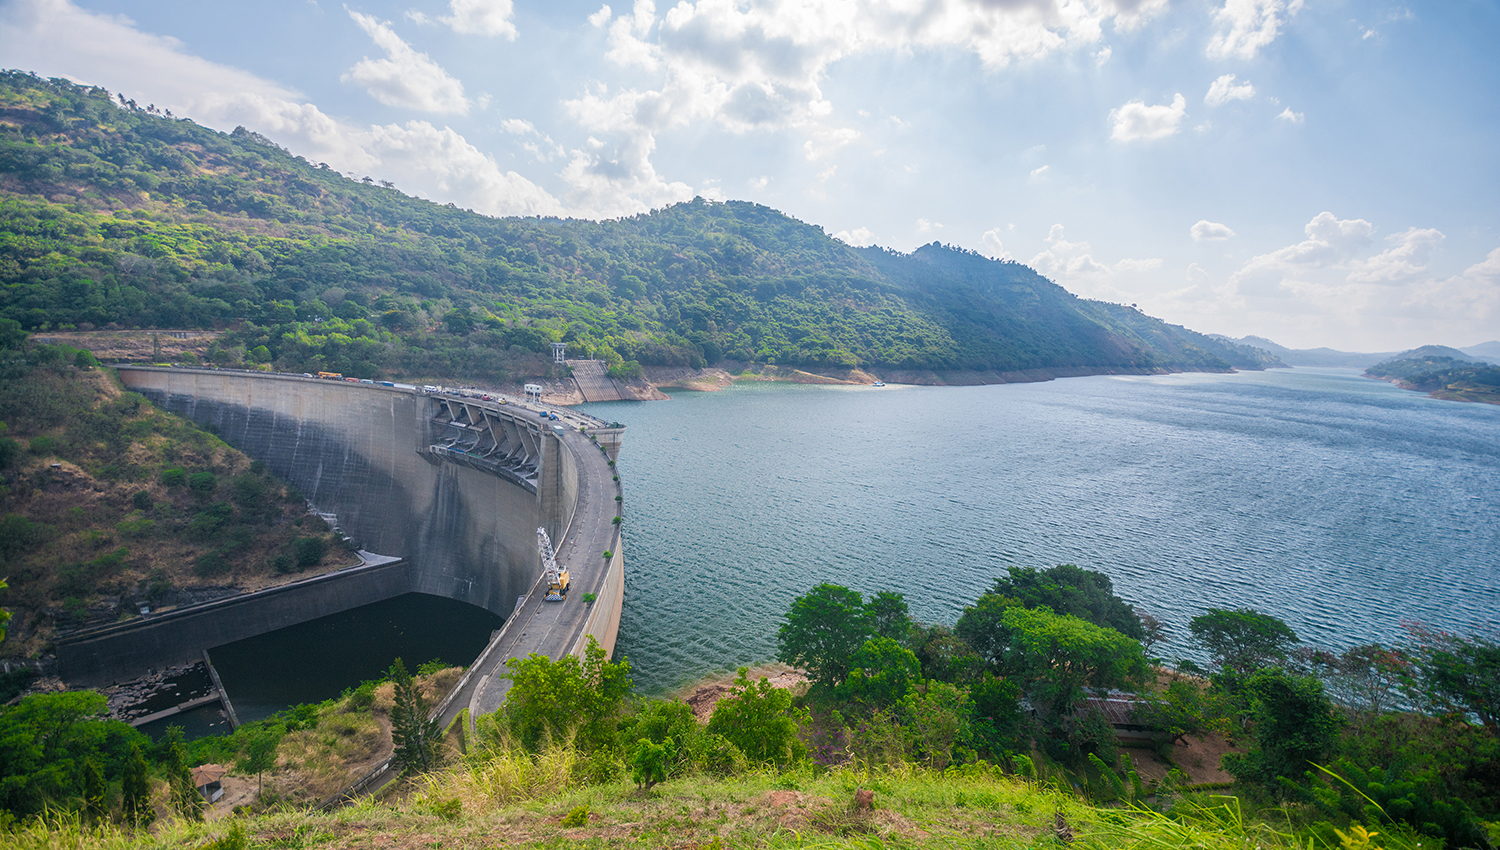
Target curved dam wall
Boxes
[117,369,558,617]
[59,368,613,687]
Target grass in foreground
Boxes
[0,756,1442,850]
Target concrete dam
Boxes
[59,368,625,724]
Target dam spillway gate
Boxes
[428,397,543,493]
[58,368,626,721]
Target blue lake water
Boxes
[583,368,1500,694]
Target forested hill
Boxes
[0,71,1280,381]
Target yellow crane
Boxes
[537,527,570,601]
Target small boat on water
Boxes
[871,381,886,387]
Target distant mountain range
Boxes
[1220,336,1500,369]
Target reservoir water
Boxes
[583,368,1500,694]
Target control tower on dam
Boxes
[70,367,625,695]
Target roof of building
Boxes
[191,764,229,787]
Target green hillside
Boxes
[0,71,1278,383]
[1366,353,1500,405]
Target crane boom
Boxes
[537,527,570,601]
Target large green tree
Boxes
[987,565,1145,640]
[0,691,146,817]
[953,591,1023,669]
[776,583,873,690]
[503,636,631,753]
[389,658,442,775]
[1224,668,1342,797]
[836,637,922,708]
[1189,607,1299,675]
[705,668,804,766]
[995,607,1149,718]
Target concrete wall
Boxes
[59,368,613,690]
[572,537,625,659]
[58,560,412,687]
[117,370,545,619]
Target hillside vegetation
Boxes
[1365,349,1500,405]
[0,343,341,663]
[0,71,1279,384]
[2,571,1495,849]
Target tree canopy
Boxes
[1189,607,1299,675]
[776,583,876,690]
[986,564,1145,640]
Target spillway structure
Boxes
[57,368,626,726]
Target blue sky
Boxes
[2,0,1496,351]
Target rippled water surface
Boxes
[583,368,1500,694]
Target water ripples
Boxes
[585,369,1500,694]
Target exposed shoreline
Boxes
[515,360,1247,407]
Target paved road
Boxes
[320,400,622,806]
[457,424,620,719]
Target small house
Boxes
[192,764,229,803]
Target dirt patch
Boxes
[673,663,809,724]
[31,329,222,362]
[1125,733,1242,787]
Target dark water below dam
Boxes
[141,593,503,737]
[583,367,1500,694]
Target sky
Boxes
[1,0,1497,352]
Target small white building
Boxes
[552,342,567,363]
[524,383,544,402]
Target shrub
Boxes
[561,805,590,827]
[131,490,153,511]
[188,503,234,539]
[29,435,56,455]
[629,738,669,791]
[269,553,295,575]
[195,551,230,577]
[294,535,328,568]
[160,467,186,487]
[187,471,217,495]
[115,515,156,539]
[706,668,805,766]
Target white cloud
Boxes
[834,226,875,247]
[1277,107,1304,123]
[1404,248,1500,328]
[1029,164,1051,180]
[438,0,516,38]
[981,228,1013,260]
[1187,263,1210,282]
[565,0,1178,215]
[343,10,469,114]
[916,218,943,233]
[1192,220,1236,241]
[747,175,768,189]
[1094,46,1112,66]
[0,0,560,216]
[1030,224,1160,287]
[1207,0,1303,60]
[803,126,861,160]
[1204,73,1254,106]
[1109,93,1186,142]
[1114,257,1164,273]
[1162,213,1496,351]
[0,0,304,117]
[1348,227,1445,284]
[362,121,563,216]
